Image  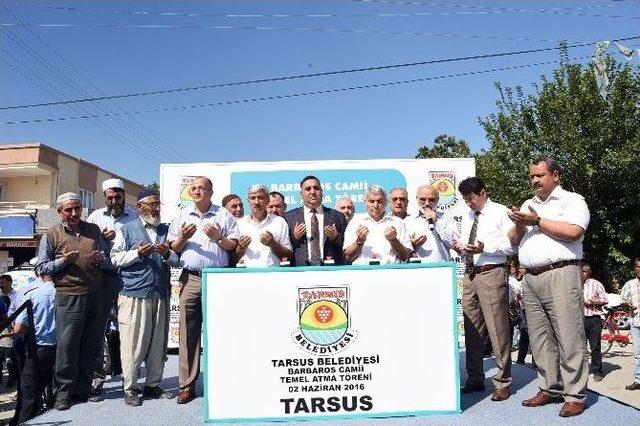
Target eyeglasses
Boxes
[139,201,162,208]
[391,197,407,202]
[419,197,438,203]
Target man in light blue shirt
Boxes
[12,275,56,424]
[168,176,239,404]
[86,178,138,400]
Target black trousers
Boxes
[585,315,603,374]
[55,292,104,402]
[92,276,120,391]
[12,345,56,425]
[517,322,530,363]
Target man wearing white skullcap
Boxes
[36,192,111,411]
[86,178,138,400]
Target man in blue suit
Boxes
[284,176,347,266]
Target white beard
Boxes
[141,214,160,227]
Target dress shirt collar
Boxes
[101,207,134,218]
[304,205,323,215]
[189,202,218,218]
[364,213,393,223]
[533,185,564,204]
[138,216,157,229]
[248,212,270,226]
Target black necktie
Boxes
[309,209,322,265]
[465,211,479,272]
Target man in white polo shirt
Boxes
[508,156,590,418]
[233,185,292,267]
[343,185,411,265]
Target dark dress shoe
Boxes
[625,382,640,390]
[559,401,585,417]
[53,399,71,411]
[522,391,563,407]
[143,386,173,399]
[124,390,142,407]
[491,387,510,401]
[177,388,196,404]
[460,383,485,394]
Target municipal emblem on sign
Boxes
[292,286,356,355]
[429,171,458,211]
[178,175,199,209]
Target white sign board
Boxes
[202,263,460,422]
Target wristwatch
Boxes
[534,217,541,227]
[216,237,224,244]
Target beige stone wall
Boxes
[94,170,111,209]
[1,175,53,206]
[56,154,79,195]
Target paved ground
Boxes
[1,345,638,425]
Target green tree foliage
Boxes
[416,133,471,159]
[477,53,640,290]
[146,182,160,193]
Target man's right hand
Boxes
[62,246,80,263]
[138,243,155,257]
[293,222,306,241]
[181,222,197,239]
[452,240,466,254]
[355,225,369,244]
[238,235,252,249]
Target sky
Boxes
[1,1,638,185]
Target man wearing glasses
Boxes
[87,178,138,401]
[405,184,451,262]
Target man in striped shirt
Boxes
[621,257,640,391]
[582,263,607,382]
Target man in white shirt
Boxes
[405,184,450,262]
[268,191,287,217]
[389,188,409,220]
[582,263,607,382]
[86,178,138,400]
[621,257,640,391]
[233,185,292,267]
[335,196,355,224]
[508,156,590,417]
[449,177,514,402]
[343,185,411,265]
[222,194,244,219]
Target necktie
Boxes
[465,211,479,273]
[309,209,322,266]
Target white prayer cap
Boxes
[102,178,124,192]
[56,192,80,206]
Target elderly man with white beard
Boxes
[110,189,179,407]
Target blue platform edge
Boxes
[201,262,462,423]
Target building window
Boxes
[78,188,94,210]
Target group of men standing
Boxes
[8,154,630,420]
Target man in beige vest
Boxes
[35,193,111,411]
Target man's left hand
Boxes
[384,226,397,241]
[88,250,104,264]
[260,231,275,246]
[203,223,223,241]
[464,241,484,254]
[155,242,170,258]
[324,223,338,242]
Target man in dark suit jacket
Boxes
[284,176,347,266]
